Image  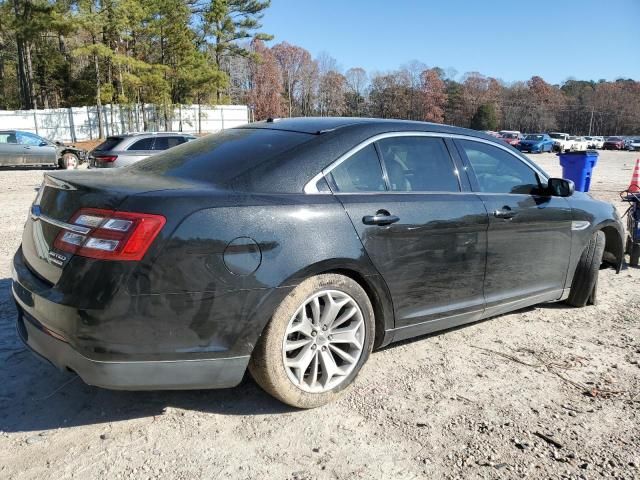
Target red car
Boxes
[499,131,522,146]
[603,137,625,150]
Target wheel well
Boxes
[322,268,390,349]
[600,226,623,272]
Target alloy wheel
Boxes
[282,289,365,393]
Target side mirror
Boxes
[547,177,574,197]
[39,141,49,147]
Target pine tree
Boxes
[202,0,272,100]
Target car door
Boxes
[0,132,24,166]
[454,138,572,316]
[152,135,186,152]
[121,137,155,166]
[328,134,489,336]
[16,132,56,165]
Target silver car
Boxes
[0,130,86,168]
[89,132,196,168]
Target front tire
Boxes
[249,274,375,408]
[566,231,605,307]
[59,152,79,170]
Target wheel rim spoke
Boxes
[319,348,341,387]
[282,289,366,393]
[329,319,363,350]
[329,305,357,330]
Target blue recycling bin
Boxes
[557,150,599,192]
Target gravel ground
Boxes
[0,151,639,480]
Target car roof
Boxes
[237,116,499,141]
[111,132,193,138]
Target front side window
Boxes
[376,136,459,192]
[128,138,155,150]
[458,140,541,195]
[330,144,386,193]
[17,132,45,146]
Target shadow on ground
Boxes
[0,277,293,434]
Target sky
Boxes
[260,0,639,85]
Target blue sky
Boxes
[260,0,639,85]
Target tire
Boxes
[59,152,79,170]
[566,230,605,307]
[249,273,375,408]
[631,243,640,267]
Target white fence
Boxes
[0,104,249,142]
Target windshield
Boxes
[501,133,517,139]
[606,137,622,141]
[129,128,314,185]
[525,135,543,141]
[548,133,565,140]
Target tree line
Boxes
[1,0,639,137]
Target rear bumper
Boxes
[11,250,251,390]
[15,306,249,390]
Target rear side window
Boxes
[130,128,313,184]
[458,140,540,194]
[153,136,185,150]
[94,137,122,151]
[376,137,459,192]
[128,138,155,150]
[0,133,17,144]
[330,144,386,193]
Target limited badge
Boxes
[48,251,67,267]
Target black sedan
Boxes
[12,118,625,408]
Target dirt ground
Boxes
[0,151,638,480]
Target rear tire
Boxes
[59,152,78,170]
[566,230,605,307]
[249,274,375,408]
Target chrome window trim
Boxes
[303,131,549,194]
[30,207,91,235]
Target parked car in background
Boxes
[549,132,574,153]
[585,136,604,149]
[603,137,626,150]
[569,136,589,151]
[626,138,640,151]
[12,117,625,408]
[89,132,197,168]
[517,133,555,153]
[484,131,502,138]
[499,131,523,146]
[0,130,86,168]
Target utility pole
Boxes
[588,107,595,136]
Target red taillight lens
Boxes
[94,155,118,163]
[54,208,166,261]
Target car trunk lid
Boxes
[21,169,193,284]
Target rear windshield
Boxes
[129,128,313,184]
[94,137,122,151]
[525,134,543,140]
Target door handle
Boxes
[363,210,400,226]
[23,146,31,150]
[493,207,517,219]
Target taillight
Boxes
[53,208,166,261]
[94,155,118,163]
